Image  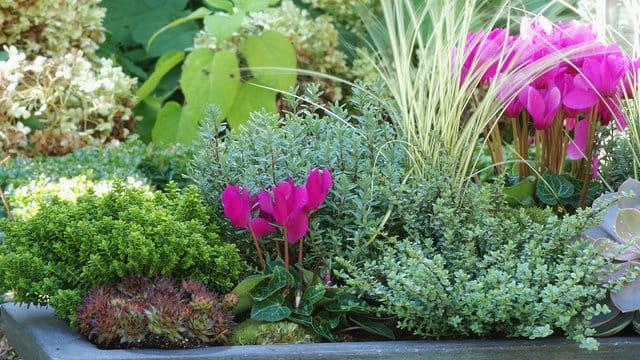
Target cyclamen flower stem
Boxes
[578,106,599,208]
[298,236,304,265]
[247,225,266,270]
[283,229,290,271]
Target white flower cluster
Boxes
[8,175,149,220]
[194,0,347,75]
[0,0,105,57]
[0,46,137,154]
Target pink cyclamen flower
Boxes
[221,184,275,237]
[519,85,561,130]
[305,168,332,211]
[259,179,309,244]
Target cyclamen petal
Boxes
[257,190,275,216]
[221,185,251,228]
[249,217,276,238]
[285,210,309,244]
[567,119,589,160]
[305,168,332,211]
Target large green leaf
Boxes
[235,0,279,12]
[241,30,297,91]
[135,50,185,104]
[147,7,212,49]
[536,172,574,206]
[151,101,182,145]
[203,10,246,43]
[177,48,240,143]
[251,296,291,322]
[225,82,276,128]
[133,97,162,142]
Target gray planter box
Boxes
[2,302,640,360]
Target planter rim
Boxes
[2,302,640,360]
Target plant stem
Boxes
[578,106,599,208]
[298,236,304,264]
[283,230,290,271]
[247,225,266,270]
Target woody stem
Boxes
[283,229,290,271]
[247,225,266,270]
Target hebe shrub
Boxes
[190,85,407,267]
[339,169,620,350]
[0,184,242,326]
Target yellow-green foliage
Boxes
[0,0,105,57]
[230,320,318,345]
[0,184,242,326]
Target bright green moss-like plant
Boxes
[0,184,242,327]
[338,171,620,350]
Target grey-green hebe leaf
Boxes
[241,30,297,91]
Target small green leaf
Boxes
[22,117,43,130]
[536,172,574,205]
[249,266,293,301]
[135,50,185,105]
[503,176,535,206]
[147,7,212,49]
[295,264,316,285]
[302,284,326,306]
[204,0,233,12]
[151,101,182,145]
[241,30,297,91]
[350,317,395,339]
[233,274,270,296]
[251,296,291,322]
[234,0,279,12]
[203,10,245,43]
[325,293,367,313]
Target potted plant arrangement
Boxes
[2,0,640,359]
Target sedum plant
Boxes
[338,168,620,350]
[0,47,137,156]
[0,0,105,58]
[582,178,640,336]
[0,184,242,326]
[77,275,236,349]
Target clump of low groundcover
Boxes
[77,275,236,349]
[230,319,318,345]
[0,184,242,327]
[190,84,406,267]
[338,172,620,350]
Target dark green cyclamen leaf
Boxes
[302,284,326,306]
[295,264,316,286]
[251,296,291,322]
[311,318,338,342]
[287,313,312,327]
[249,266,293,301]
[324,293,367,313]
[536,172,574,205]
[503,176,535,206]
[232,274,270,296]
[349,317,395,339]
